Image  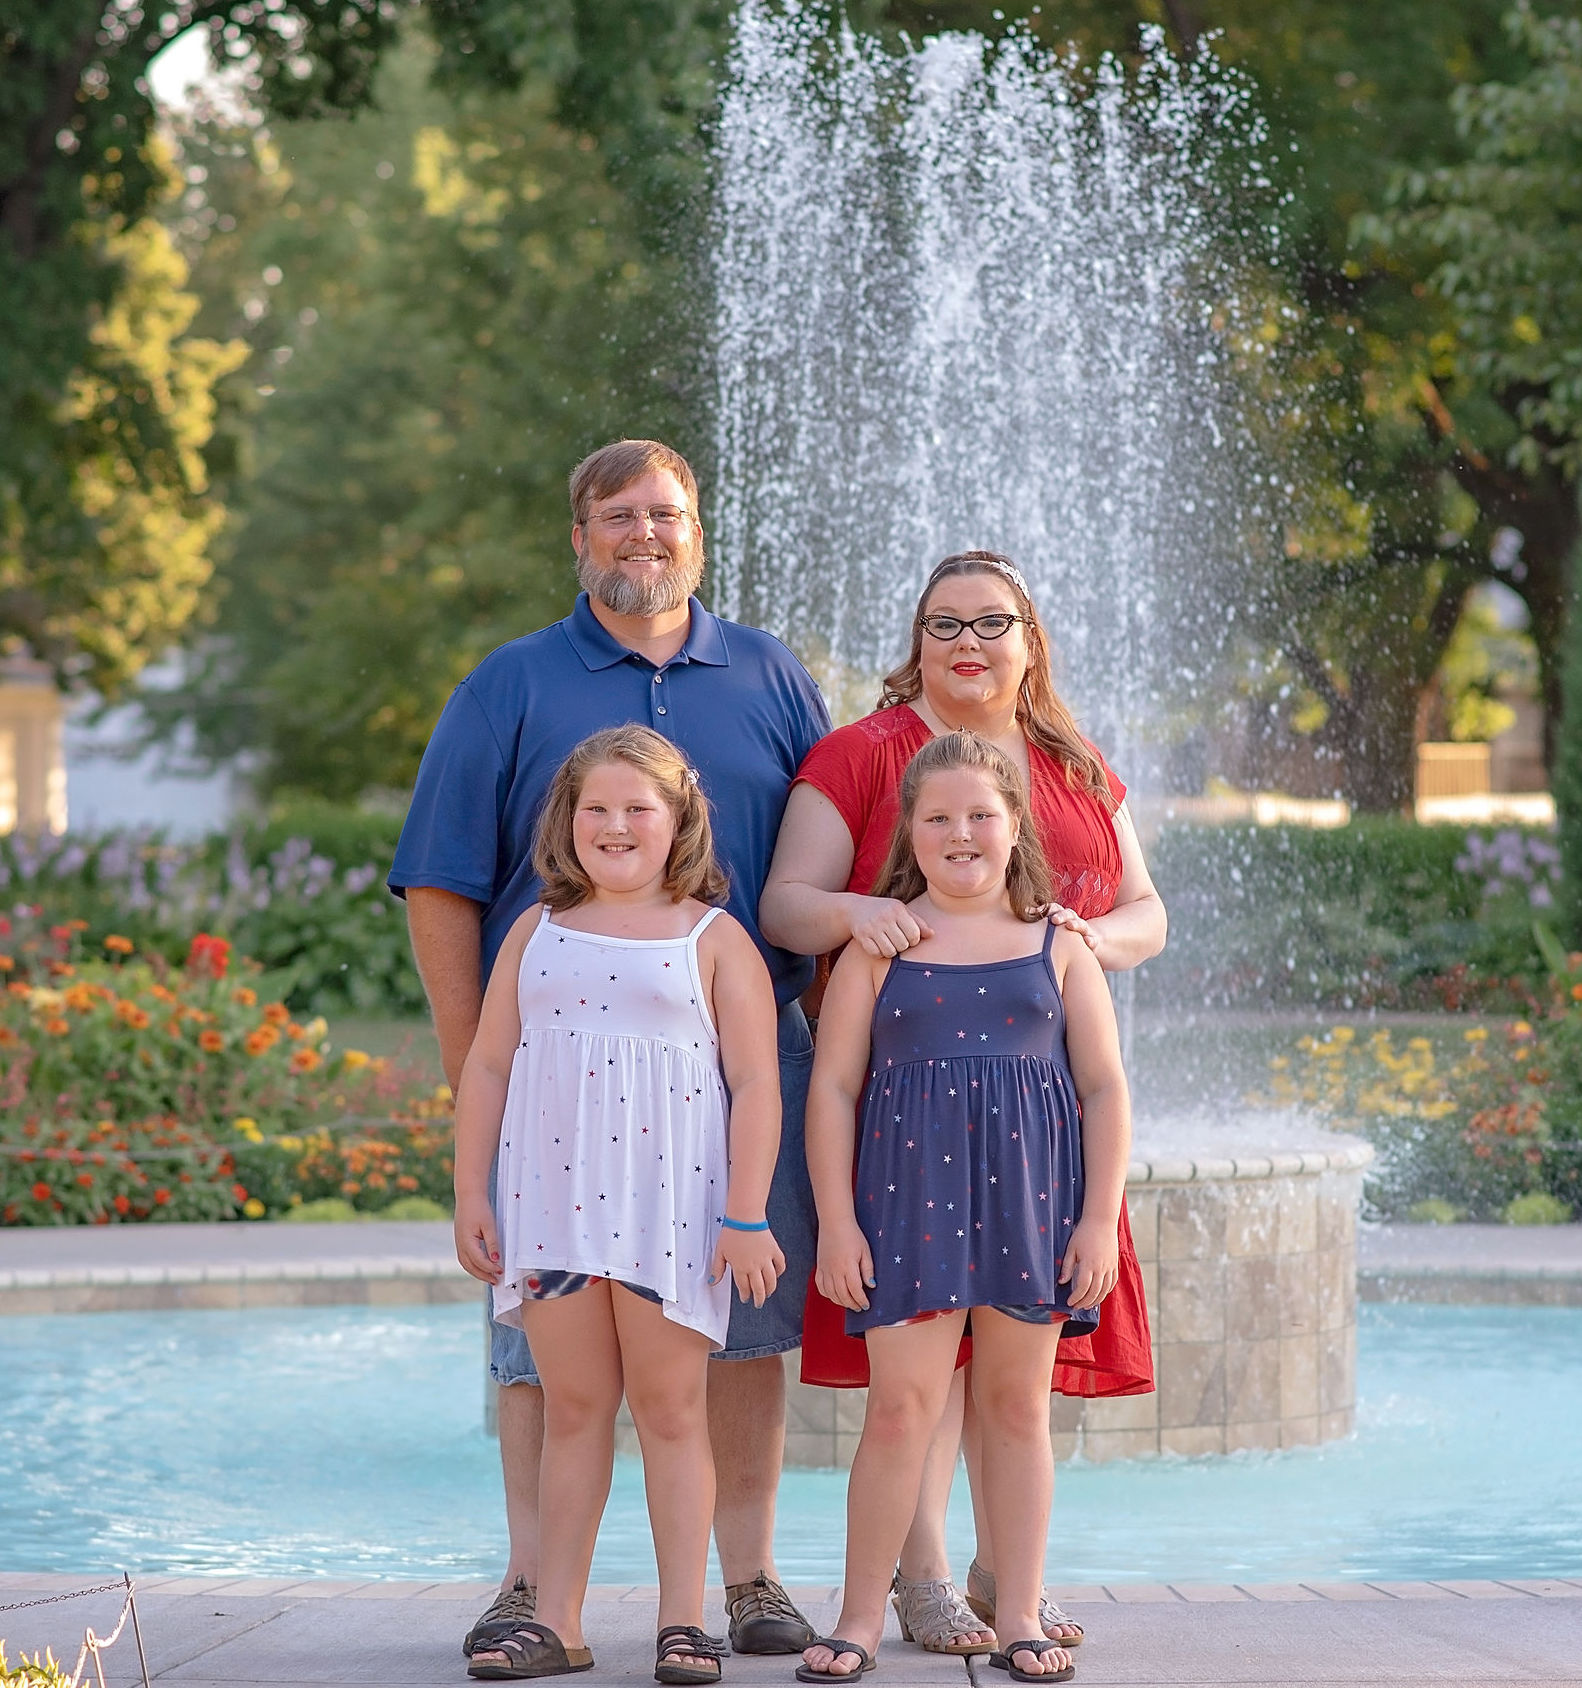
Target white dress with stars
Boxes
[493,908,731,1347]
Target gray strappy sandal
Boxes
[890,1571,995,1655]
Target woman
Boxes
[759,551,1165,1656]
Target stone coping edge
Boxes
[0,1259,468,1292]
[1126,1139,1373,1184]
[0,1573,1576,1603]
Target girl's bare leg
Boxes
[963,1357,1081,1644]
[476,1283,623,1658]
[968,1311,1069,1678]
[803,1315,967,1678]
[895,1364,995,1649]
[613,1288,717,1675]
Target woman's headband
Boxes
[926,555,1032,602]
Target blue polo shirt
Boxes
[389,594,830,1003]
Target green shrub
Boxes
[1503,1191,1573,1225]
[1141,818,1556,1011]
[1406,1198,1466,1224]
[281,1197,364,1222]
[0,813,423,1017]
[378,1194,450,1220]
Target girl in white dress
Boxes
[454,725,784,1684]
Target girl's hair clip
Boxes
[684,766,701,787]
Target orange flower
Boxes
[1571,982,1582,1002]
[47,961,75,978]
[64,983,98,1011]
[243,1028,277,1057]
[116,1001,151,1030]
[0,955,13,971]
[262,1002,290,1026]
[199,1030,225,1052]
[287,1021,306,1040]
[149,983,177,1004]
[289,1048,321,1074]
[232,986,258,1007]
[43,1017,70,1036]
[104,934,135,955]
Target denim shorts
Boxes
[489,1001,816,1386]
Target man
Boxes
[389,438,830,1658]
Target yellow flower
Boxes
[233,1117,263,1143]
[1329,1026,1355,1044]
[1464,1027,1489,1042]
[242,1198,266,1219]
[303,1016,328,1044]
[277,1136,302,1152]
[341,1048,372,1071]
[434,1083,454,1104]
[1406,1037,1432,1053]
[1511,1020,1534,1037]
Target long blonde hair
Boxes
[532,726,729,910]
[879,551,1116,812]
[873,732,1053,920]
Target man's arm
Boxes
[407,887,486,1091]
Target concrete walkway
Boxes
[1,1574,1579,1688]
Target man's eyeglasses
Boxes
[588,505,691,532]
[918,612,1028,641]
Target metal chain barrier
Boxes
[0,1573,151,1688]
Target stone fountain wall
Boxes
[776,1134,1373,1468]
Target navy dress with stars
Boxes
[848,921,1099,1339]
[493,908,731,1347]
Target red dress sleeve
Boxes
[794,708,933,894]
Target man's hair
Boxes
[569,440,700,526]
[872,731,1053,920]
[532,725,728,910]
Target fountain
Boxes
[707,0,1372,1464]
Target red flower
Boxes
[185,932,232,979]
[154,1188,171,1205]
[30,1181,51,1201]
[113,1194,131,1215]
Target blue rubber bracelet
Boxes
[720,1217,771,1232]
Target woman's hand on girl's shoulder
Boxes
[1044,902,1096,952]
[849,895,934,958]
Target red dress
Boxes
[796,704,1155,1398]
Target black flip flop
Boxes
[795,1637,876,1682]
[989,1638,1075,1683]
[466,1620,595,1679]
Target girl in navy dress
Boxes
[800,732,1131,1686]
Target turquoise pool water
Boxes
[3,1303,1578,1584]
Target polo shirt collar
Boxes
[563,593,729,670]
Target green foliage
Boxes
[1140,818,1557,1010]
[154,27,674,797]
[1406,1197,1467,1222]
[1252,1020,1553,1218]
[1503,1189,1573,1222]
[0,1643,74,1688]
[280,1196,363,1222]
[1556,592,1582,943]
[0,822,422,1016]
[0,912,453,1224]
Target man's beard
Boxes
[577,543,705,617]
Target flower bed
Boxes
[1252,929,1582,1220]
[0,909,451,1225]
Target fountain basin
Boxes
[780,1123,1374,1467]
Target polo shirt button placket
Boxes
[654,669,666,716]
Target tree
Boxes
[0,0,406,691]
[149,28,669,797]
[1367,2,1582,767]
